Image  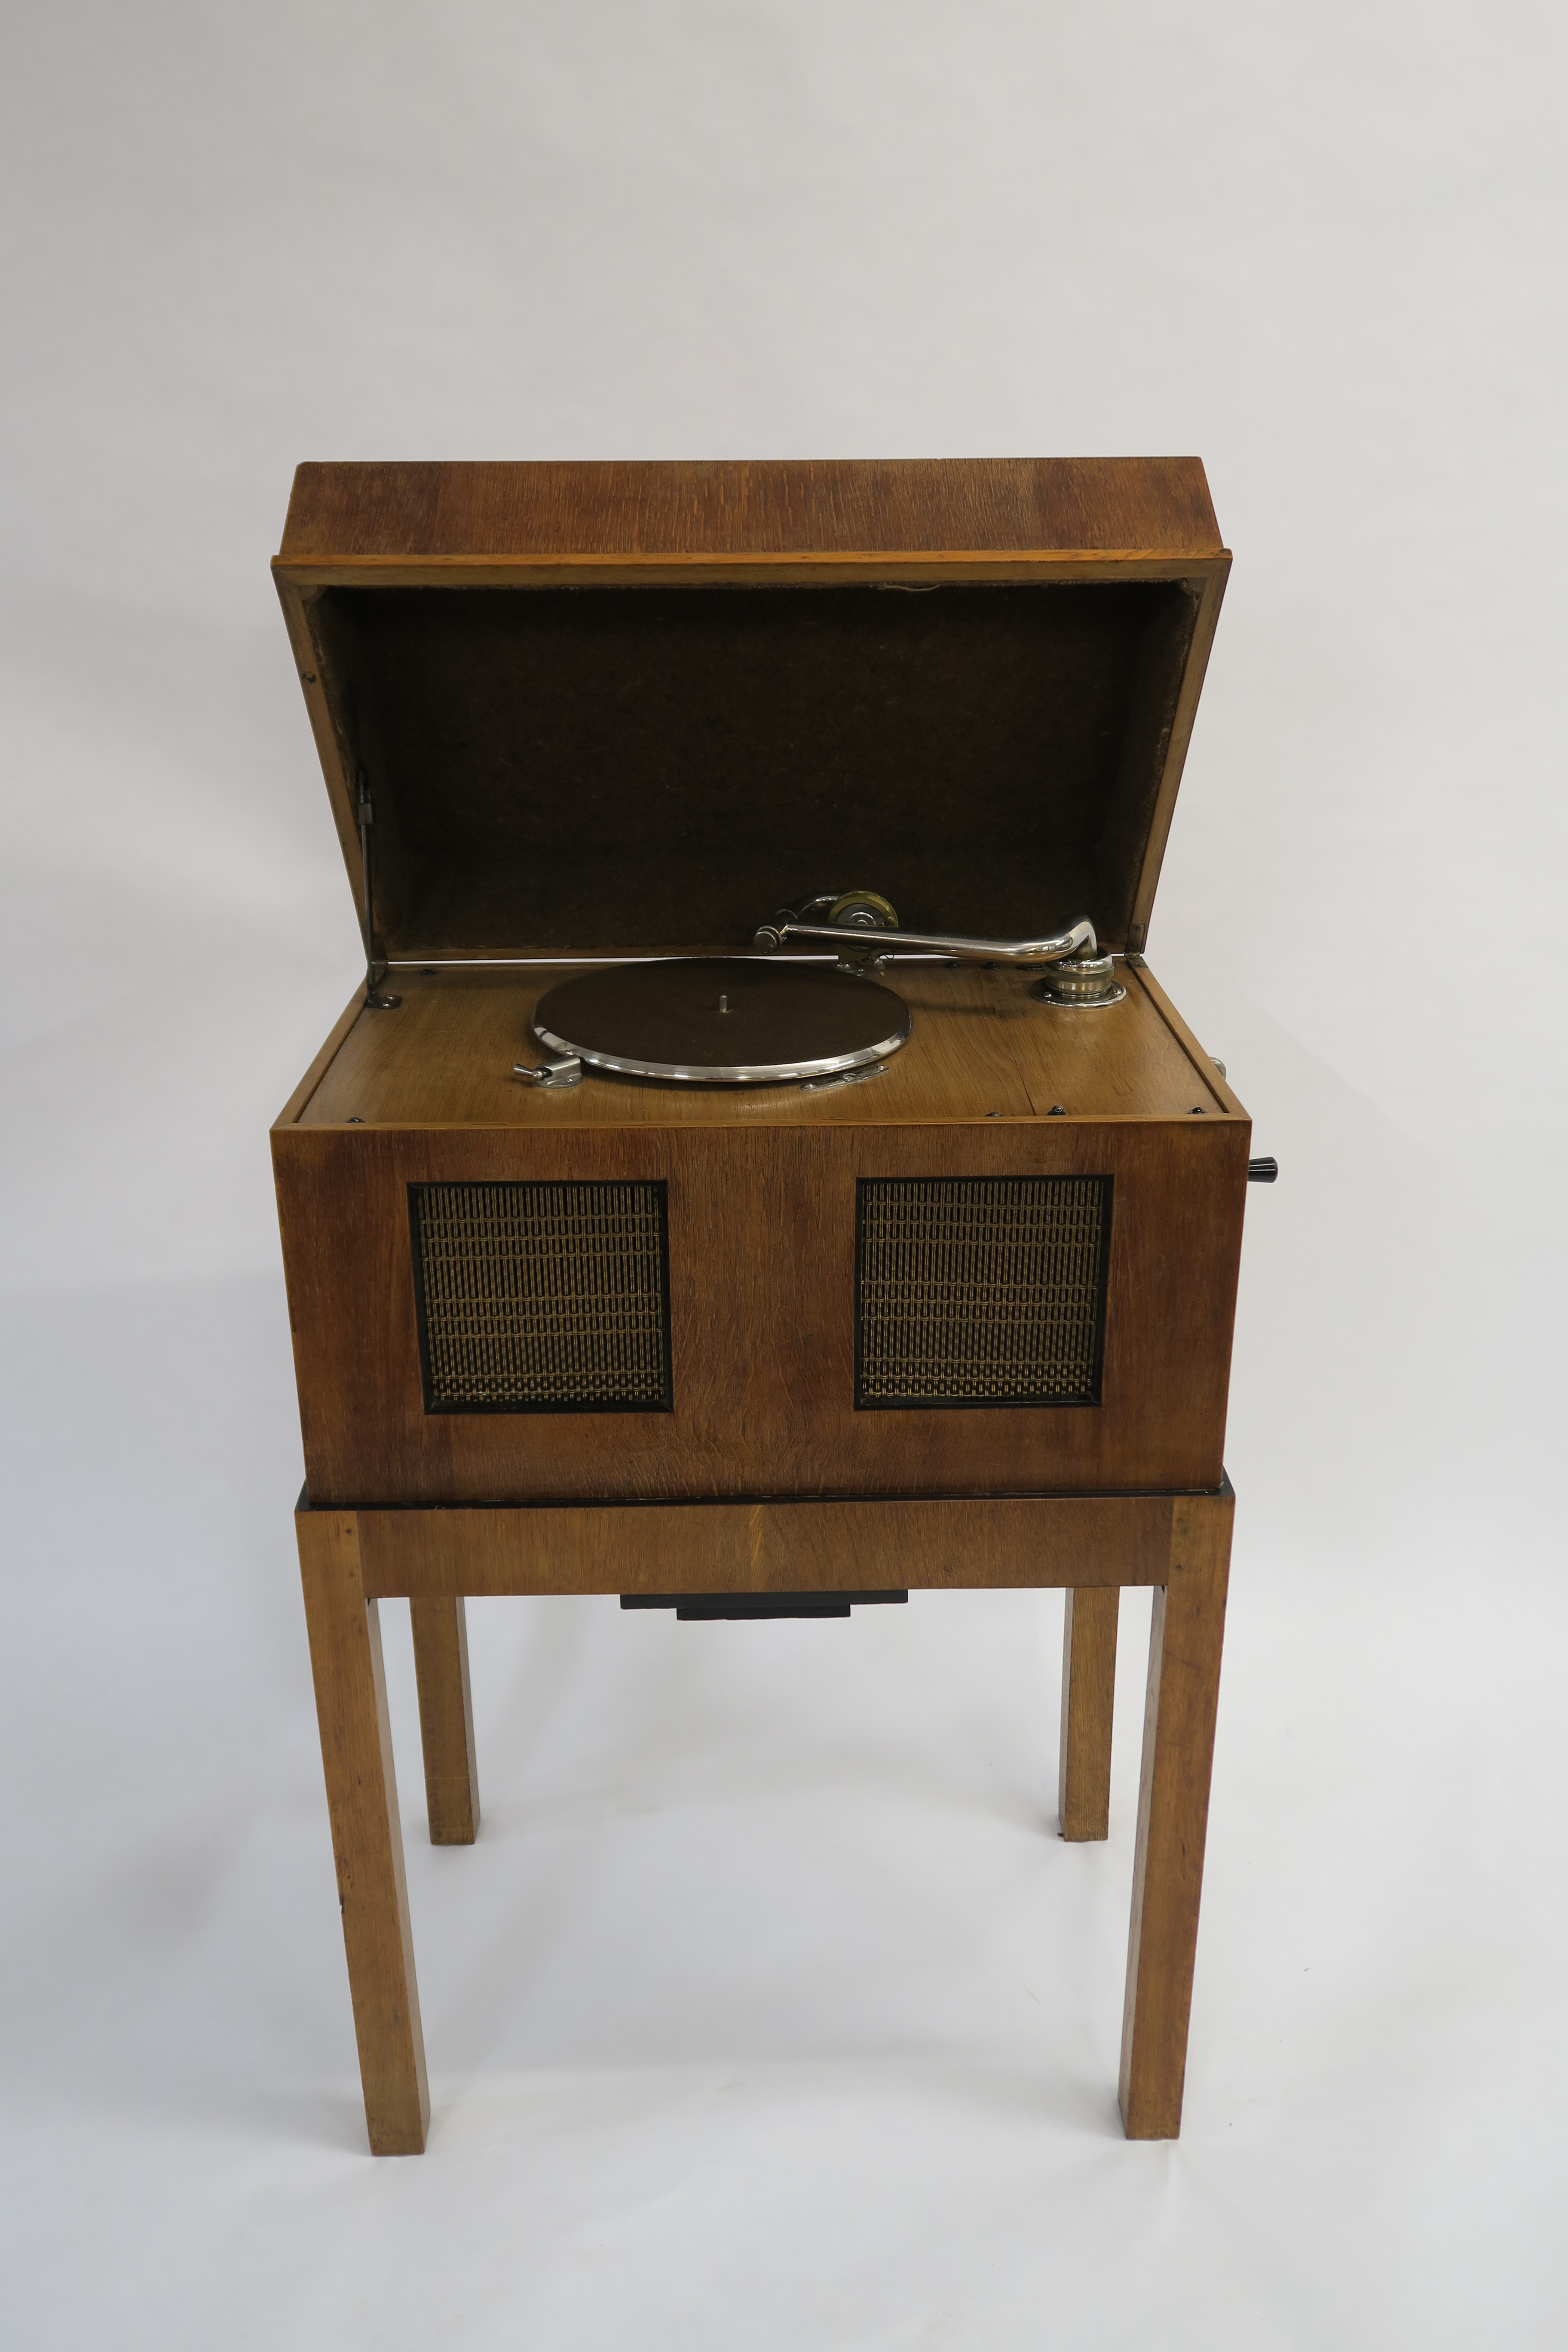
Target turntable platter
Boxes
[533,959,912,1085]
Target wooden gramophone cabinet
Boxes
[272,458,1257,2153]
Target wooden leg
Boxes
[410,1596,481,1845]
[297,1506,430,2156]
[1118,1485,1233,2140]
[1058,1586,1119,1840]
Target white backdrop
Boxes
[3,6,1566,2345]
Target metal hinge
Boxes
[355,766,400,1011]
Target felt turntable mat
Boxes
[533,957,911,1078]
[309,579,1198,956]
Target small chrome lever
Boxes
[513,1053,583,1089]
[799,1059,890,1095]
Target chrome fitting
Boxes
[1029,952,1126,1009]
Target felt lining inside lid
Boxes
[306,576,1200,958]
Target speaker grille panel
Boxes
[856,1176,1111,1407]
[412,1181,671,1412]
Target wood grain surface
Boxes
[274,576,368,904]
[1058,1586,1120,1841]
[348,1491,1180,1599]
[1119,1483,1234,2139]
[270,459,1229,966]
[1124,566,1229,954]
[296,1507,429,2155]
[274,985,368,1128]
[277,458,1224,566]
[274,1106,1248,1506]
[302,1483,1232,2151]
[292,962,1224,1130]
[1127,961,1246,1116]
[409,1597,480,1845]
[274,456,1244,2156]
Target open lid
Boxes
[273,459,1228,962]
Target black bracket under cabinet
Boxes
[622,1591,909,1621]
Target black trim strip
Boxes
[622,1590,909,1620]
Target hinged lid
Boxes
[273,459,1228,962]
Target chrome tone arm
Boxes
[753,913,1099,964]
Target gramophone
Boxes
[272,457,1271,2150]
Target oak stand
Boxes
[296,1479,1233,2154]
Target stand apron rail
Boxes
[295,1481,1234,2155]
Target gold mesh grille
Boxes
[857,1176,1110,1406]
[412,1181,671,1411]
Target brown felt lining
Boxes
[309,579,1200,956]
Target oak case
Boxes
[274,971,1247,1508]
[272,459,1250,2151]
[272,459,1247,1518]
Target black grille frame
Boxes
[854,1174,1112,1411]
[409,1179,673,1415]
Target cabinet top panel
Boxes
[277,458,1224,565]
[287,961,1235,1131]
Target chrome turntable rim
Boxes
[532,957,912,1086]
